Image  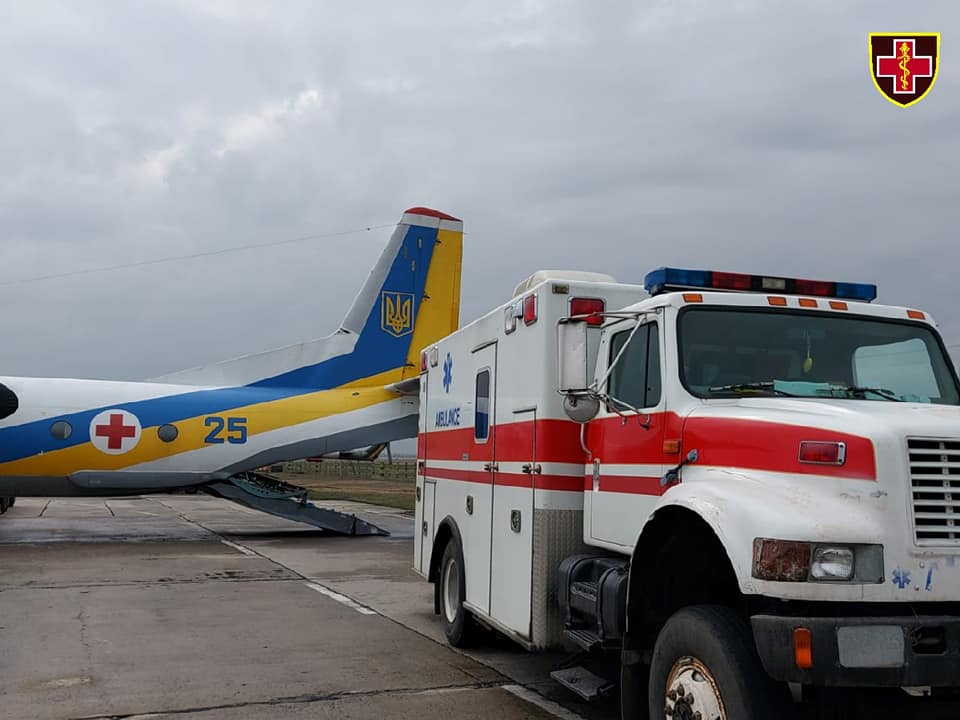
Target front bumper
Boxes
[752,614,960,687]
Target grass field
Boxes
[275,472,416,512]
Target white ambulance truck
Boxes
[414,267,960,718]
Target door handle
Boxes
[521,463,542,475]
[483,462,499,472]
[521,463,532,474]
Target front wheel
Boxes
[647,605,791,720]
[438,537,476,647]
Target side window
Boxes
[608,323,661,408]
[475,369,491,441]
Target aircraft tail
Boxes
[154,207,463,389]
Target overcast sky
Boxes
[1,0,958,381]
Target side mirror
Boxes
[558,319,590,392]
[558,319,600,423]
[562,394,600,423]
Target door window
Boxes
[475,369,491,441]
[608,322,661,409]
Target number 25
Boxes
[204,416,247,444]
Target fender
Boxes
[637,465,888,595]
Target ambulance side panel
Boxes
[420,280,648,648]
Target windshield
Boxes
[679,308,960,404]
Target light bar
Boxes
[643,267,877,302]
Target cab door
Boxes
[589,320,666,548]
[489,409,535,638]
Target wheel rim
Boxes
[442,555,460,624]
[663,656,725,720]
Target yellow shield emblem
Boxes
[381,292,414,337]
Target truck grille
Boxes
[908,438,960,545]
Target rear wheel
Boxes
[438,537,476,647]
[648,605,791,720]
[0,497,8,514]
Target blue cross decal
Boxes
[442,353,453,393]
[891,567,911,590]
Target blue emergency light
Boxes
[643,267,877,302]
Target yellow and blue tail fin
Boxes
[154,207,463,389]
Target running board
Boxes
[202,473,388,536]
[550,666,613,701]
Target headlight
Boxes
[753,539,883,584]
[810,546,855,580]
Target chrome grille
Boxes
[908,438,960,545]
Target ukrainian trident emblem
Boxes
[381,291,414,337]
[870,33,939,107]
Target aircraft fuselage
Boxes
[0,374,416,496]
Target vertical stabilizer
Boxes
[151,208,463,389]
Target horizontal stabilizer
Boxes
[204,473,387,536]
[385,377,420,396]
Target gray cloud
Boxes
[1,0,958,380]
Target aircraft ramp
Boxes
[203,472,388,536]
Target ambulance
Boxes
[414,267,960,718]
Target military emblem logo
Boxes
[381,291,414,337]
[870,33,939,107]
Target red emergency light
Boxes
[570,297,605,326]
[798,441,846,465]
[523,294,538,325]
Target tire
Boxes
[0,497,7,514]
[648,605,791,720]
[8,497,14,507]
[438,536,476,647]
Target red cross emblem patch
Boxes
[870,33,940,107]
[89,409,142,455]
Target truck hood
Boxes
[684,397,960,439]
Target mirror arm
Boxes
[599,392,651,430]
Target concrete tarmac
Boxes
[0,496,615,720]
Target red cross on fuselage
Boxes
[95,413,137,450]
[877,39,933,94]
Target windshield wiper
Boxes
[707,382,798,397]
[837,385,904,402]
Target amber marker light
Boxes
[794,627,814,669]
[907,309,925,320]
[663,439,682,454]
[682,293,703,303]
[767,296,788,306]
